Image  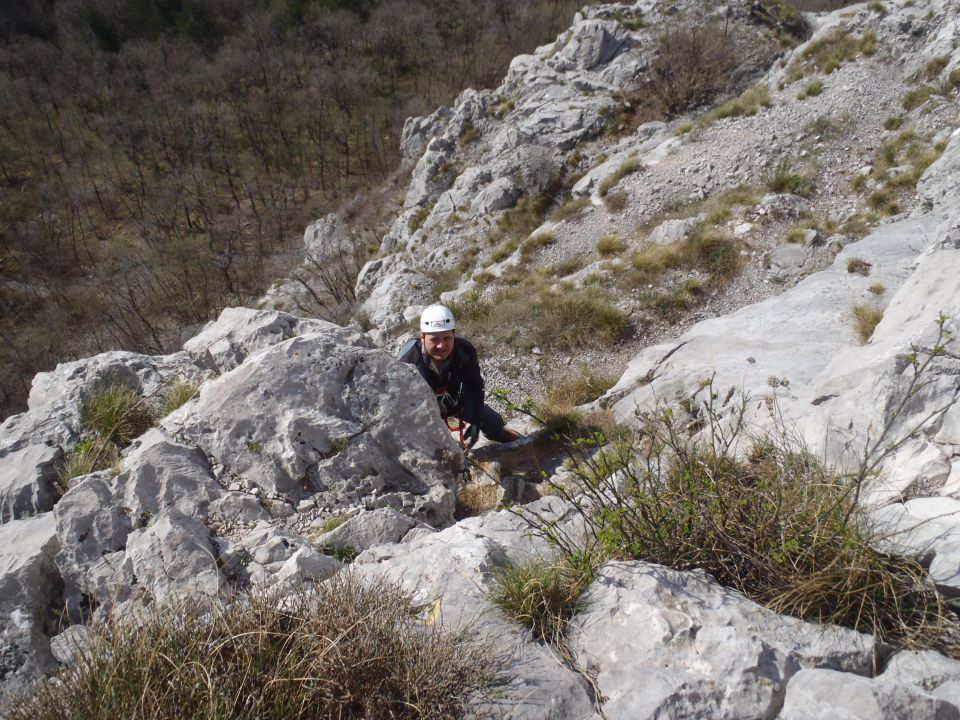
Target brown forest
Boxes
[0,0,588,418]
[0,0,857,419]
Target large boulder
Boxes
[0,513,60,694]
[165,331,460,526]
[568,561,875,720]
[352,503,599,719]
[54,429,223,618]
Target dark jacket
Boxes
[398,336,484,424]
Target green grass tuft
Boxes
[81,382,154,448]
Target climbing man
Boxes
[398,304,519,447]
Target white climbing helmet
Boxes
[420,304,456,333]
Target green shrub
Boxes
[520,231,556,259]
[902,85,937,111]
[767,160,815,198]
[784,226,808,244]
[453,283,628,351]
[459,122,481,145]
[868,282,885,295]
[787,28,876,81]
[853,303,883,342]
[81,382,154,448]
[883,115,904,130]
[407,206,430,232]
[868,187,900,214]
[522,384,954,648]
[684,224,742,284]
[846,257,872,276]
[551,197,590,221]
[604,190,628,212]
[159,380,198,416]
[11,576,498,720]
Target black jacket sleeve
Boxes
[455,338,485,425]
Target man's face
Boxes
[421,331,455,363]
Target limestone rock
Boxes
[353,518,597,718]
[183,306,355,374]
[167,331,460,526]
[648,217,701,246]
[312,508,418,553]
[779,668,959,720]
[0,444,61,523]
[122,509,222,606]
[0,513,60,693]
[569,561,874,720]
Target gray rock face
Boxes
[313,508,418,553]
[54,430,222,618]
[647,217,702,246]
[184,306,352,374]
[122,509,221,606]
[568,561,874,720]
[167,331,460,526]
[0,445,61,523]
[0,513,59,693]
[779,668,960,720]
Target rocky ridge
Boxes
[3,0,960,718]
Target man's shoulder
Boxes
[396,337,420,363]
[454,336,478,359]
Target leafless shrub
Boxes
[646,23,741,117]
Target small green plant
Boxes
[551,197,590,222]
[518,369,958,651]
[869,187,900,215]
[767,160,815,198]
[459,122,481,145]
[797,79,823,99]
[868,282,885,295]
[11,576,498,719]
[520,231,555,259]
[81,382,154,448]
[923,55,949,82]
[852,303,883,342]
[846,257,872,276]
[604,190,628,212]
[883,115,904,130]
[490,239,518,262]
[407,206,430,233]
[705,83,770,121]
[160,380,199,416]
[786,28,876,82]
[489,556,593,646]
[902,85,937,111]
[57,437,119,489]
[598,156,640,197]
[868,0,886,15]
[597,234,627,257]
[784,226,808,244]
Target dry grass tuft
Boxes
[12,576,499,720]
[853,303,883,343]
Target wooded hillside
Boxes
[0,0,585,417]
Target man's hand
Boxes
[464,423,480,448]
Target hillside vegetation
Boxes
[0,0,586,418]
